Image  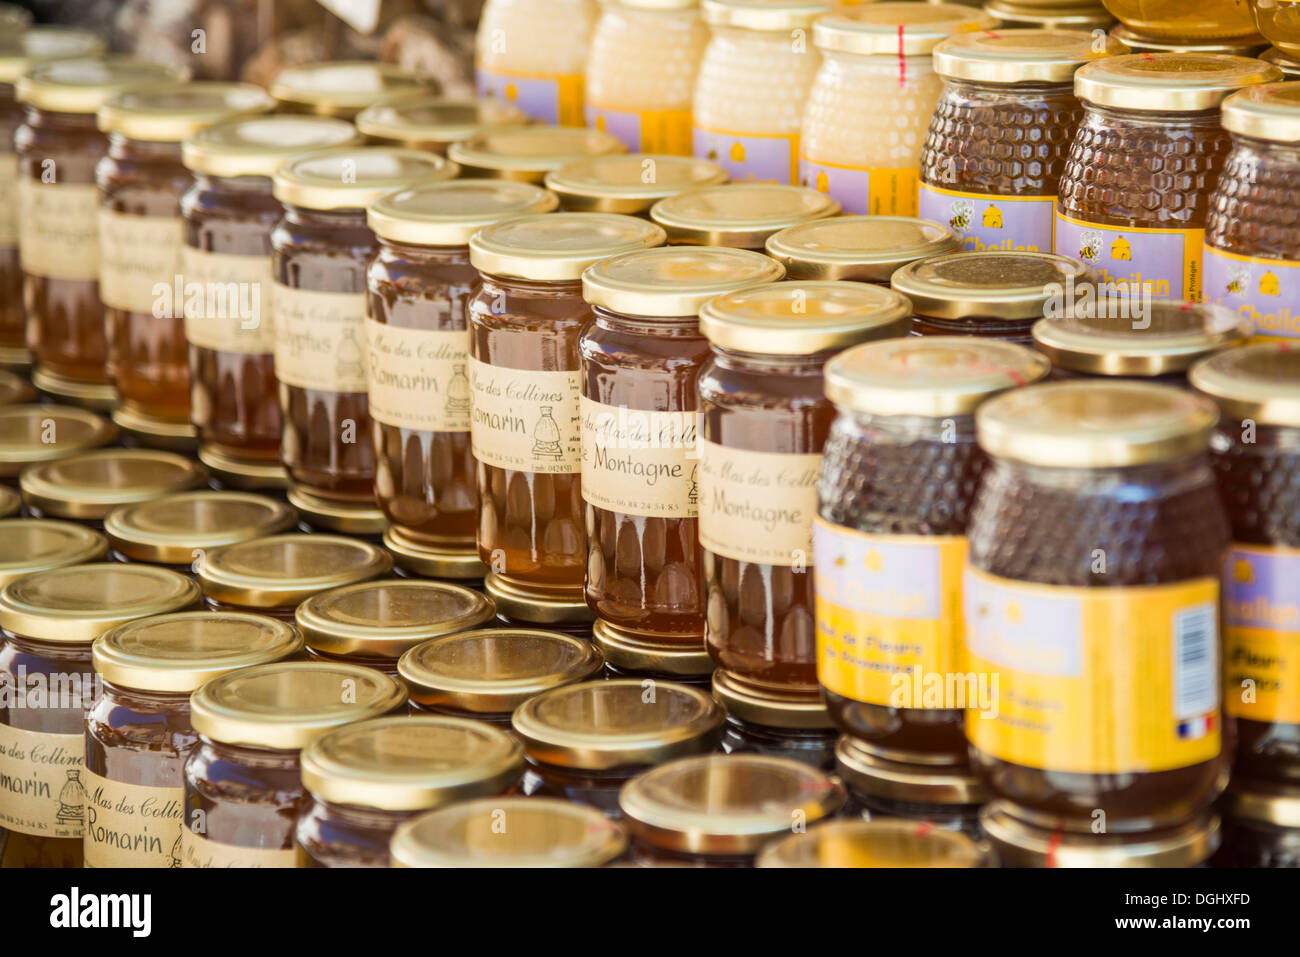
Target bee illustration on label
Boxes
[730,141,746,163]
[949,199,974,232]
[1226,265,1250,296]
[815,170,830,193]
[1078,230,1102,262]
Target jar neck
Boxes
[101,680,192,712]
[943,77,1074,97]
[283,204,369,230]
[709,344,829,375]
[311,796,420,830]
[838,408,976,444]
[377,237,471,266]
[107,132,184,164]
[593,304,699,337]
[479,272,584,300]
[990,452,1213,493]
[25,105,99,131]
[2,632,99,709]
[198,734,301,770]
[1230,132,1300,163]
[1084,102,1221,128]
[194,171,274,197]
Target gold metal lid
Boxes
[20,449,208,521]
[1073,53,1280,112]
[711,667,834,728]
[92,611,302,693]
[650,184,839,249]
[702,0,831,31]
[296,579,496,660]
[512,679,724,770]
[1109,25,1268,58]
[1033,300,1250,376]
[0,485,18,518]
[469,213,665,282]
[582,246,784,317]
[984,0,1115,31]
[619,0,701,8]
[269,61,431,118]
[448,126,627,182]
[1261,47,1300,79]
[1222,80,1300,142]
[197,533,393,609]
[892,250,1090,320]
[382,526,487,580]
[981,802,1220,867]
[390,797,627,868]
[398,628,604,714]
[0,519,108,587]
[0,370,36,406]
[108,405,198,450]
[0,405,118,479]
[189,660,407,750]
[619,754,847,855]
[766,215,960,282]
[834,735,988,805]
[103,491,297,564]
[368,179,558,247]
[97,81,275,142]
[826,336,1050,416]
[182,114,361,178]
[813,2,997,57]
[355,95,529,148]
[15,56,184,114]
[698,280,912,355]
[934,28,1119,83]
[590,619,716,676]
[483,572,597,625]
[285,485,388,535]
[196,445,288,491]
[545,154,729,214]
[0,26,105,85]
[1190,341,1300,428]
[0,562,199,643]
[976,380,1219,467]
[1223,785,1300,828]
[757,819,988,868]
[272,147,458,212]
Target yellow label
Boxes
[588,103,694,155]
[17,180,101,281]
[179,827,297,868]
[963,569,1221,774]
[1223,543,1300,724]
[83,771,185,868]
[579,396,699,518]
[98,210,185,314]
[0,154,17,247]
[180,247,274,355]
[365,319,472,433]
[468,356,582,474]
[798,156,919,216]
[476,65,585,127]
[0,724,84,838]
[271,284,369,394]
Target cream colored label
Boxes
[17,180,101,281]
[99,210,185,314]
[0,724,84,839]
[580,396,699,518]
[365,318,471,433]
[272,284,369,394]
[181,246,275,355]
[179,827,296,868]
[0,154,17,247]
[697,439,821,566]
[82,771,185,868]
[468,356,581,474]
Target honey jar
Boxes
[1102,0,1258,41]
[448,125,626,183]
[650,183,839,248]
[756,819,988,867]
[1262,45,1300,77]
[268,61,431,119]
[984,1,1116,31]
[0,484,18,518]
[765,215,960,282]
[1107,24,1268,55]
[0,370,35,405]
[1215,788,1300,867]
[0,519,106,586]
[982,801,1221,866]
[20,449,208,528]
[545,154,728,213]
[0,405,117,483]
[355,96,530,154]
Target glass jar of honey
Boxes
[967,381,1230,833]
[0,371,32,406]
[448,126,626,183]
[20,449,208,528]
[545,154,727,214]
[85,610,301,867]
[984,1,1116,31]
[801,3,996,215]
[982,801,1221,865]
[182,661,406,867]
[766,215,960,282]
[1108,24,1268,54]
[355,96,530,154]
[1103,0,1258,40]
[1262,44,1300,78]
[757,818,988,867]
[1057,53,1279,302]
[0,519,106,586]
[0,484,18,518]
[366,180,558,579]
[296,715,524,867]
[271,147,458,533]
[0,405,117,484]
[0,562,199,867]
[181,114,361,489]
[1254,0,1300,57]
[650,183,839,248]
[268,61,431,120]
[468,213,665,625]
[1215,788,1300,867]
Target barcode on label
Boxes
[1173,602,1218,719]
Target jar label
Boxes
[180,246,275,355]
[271,284,370,394]
[963,568,1221,774]
[82,771,185,868]
[468,357,582,474]
[586,104,693,155]
[1203,246,1300,340]
[178,827,296,868]
[1054,213,1205,302]
[98,210,185,314]
[693,126,798,185]
[0,724,85,839]
[365,319,472,433]
[696,439,820,566]
[918,183,1056,254]
[579,396,699,517]
[16,180,101,281]
[798,157,919,216]
[476,66,585,126]
[1222,544,1300,724]
[812,519,967,707]
[0,153,17,247]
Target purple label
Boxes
[798,159,870,214]
[964,570,1083,677]
[812,522,943,619]
[1054,214,1203,301]
[919,184,1055,254]
[1203,246,1300,339]
[586,104,641,151]
[1223,545,1300,630]
[693,126,796,185]
[476,68,581,126]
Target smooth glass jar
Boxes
[0,563,199,867]
[801,3,996,214]
[296,716,523,868]
[84,611,301,867]
[0,405,116,484]
[984,1,1116,31]
[982,801,1221,866]
[650,182,838,248]
[1103,0,1257,40]
[966,381,1230,833]
[366,180,558,579]
[1057,54,1279,302]
[545,154,727,214]
[757,818,987,867]
[19,450,208,528]
[766,215,959,282]
[271,148,458,533]
[1214,788,1300,867]
[449,126,626,183]
[268,61,431,120]
[467,213,665,625]
[355,96,529,154]
[0,519,107,587]
[182,661,406,867]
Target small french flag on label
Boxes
[1177,714,1215,740]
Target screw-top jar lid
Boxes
[397,628,605,715]
[92,611,302,693]
[0,562,199,643]
[582,246,785,317]
[272,147,458,211]
[984,0,1116,31]
[0,485,18,519]
[469,212,665,281]
[1190,342,1300,428]
[20,449,207,521]
[269,60,431,118]
[0,520,107,587]
[699,280,911,354]
[0,370,35,407]
[15,56,185,113]
[757,819,988,868]
[97,81,275,141]
[103,491,298,564]
[934,28,1119,83]
[619,754,847,856]
[448,126,627,182]
[976,380,1219,468]
[621,0,700,8]
[650,184,839,249]
[1074,53,1280,111]
[702,0,831,31]
[981,802,1220,867]
[1261,46,1300,79]
[544,154,728,214]
[892,250,1090,320]
[1221,81,1300,142]
[189,660,407,751]
[1032,300,1250,376]
[0,25,105,84]
[355,95,529,148]
[1109,24,1268,58]
[367,179,558,246]
[0,405,118,479]
[813,2,996,56]
[197,533,392,608]
[834,736,987,805]
[766,215,960,282]
[300,716,523,812]
[390,797,627,868]
[182,114,361,178]
[1223,785,1300,828]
